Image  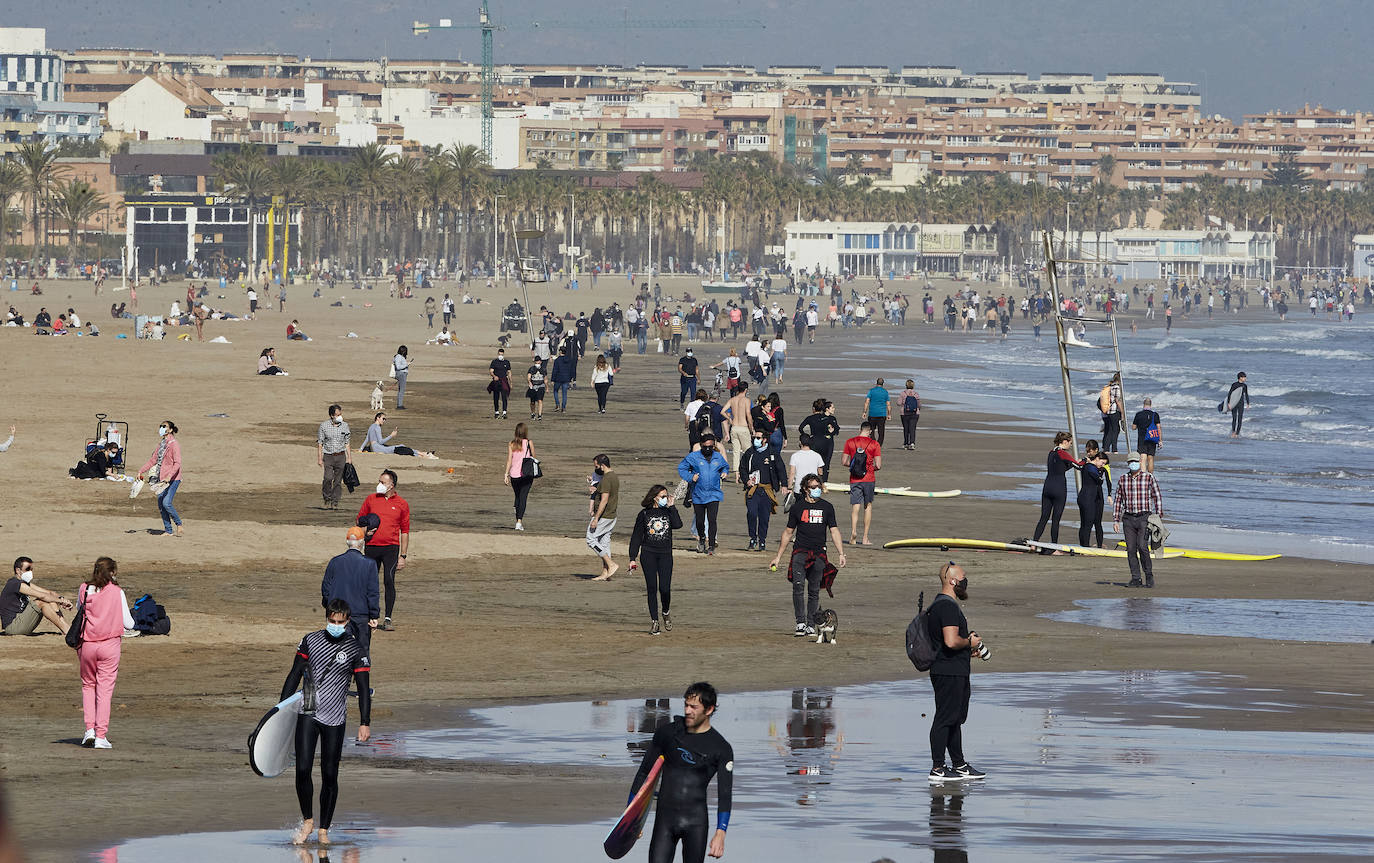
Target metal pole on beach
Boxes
[1044,231,1081,492]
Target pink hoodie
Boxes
[79,582,132,643]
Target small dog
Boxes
[814,609,838,645]
[370,380,386,411]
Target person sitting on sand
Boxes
[258,347,288,376]
[359,412,436,458]
[70,441,121,479]
[286,319,310,341]
[429,326,455,346]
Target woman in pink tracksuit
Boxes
[77,557,133,749]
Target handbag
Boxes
[65,590,87,649]
[388,360,398,379]
[151,481,171,496]
[521,456,543,478]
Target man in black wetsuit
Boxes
[1227,372,1250,438]
[629,681,733,862]
[281,599,372,846]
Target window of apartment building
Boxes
[1009,153,1023,165]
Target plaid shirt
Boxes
[1113,470,1163,518]
[317,420,351,455]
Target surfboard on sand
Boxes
[1028,540,1183,559]
[884,538,1034,552]
[248,691,303,778]
[1115,542,1280,561]
[823,483,961,498]
[605,755,664,859]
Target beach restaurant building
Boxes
[1103,229,1277,281]
[784,220,998,276]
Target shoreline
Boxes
[1,274,1370,862]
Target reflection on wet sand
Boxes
[98,673,1374,863]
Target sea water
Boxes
[98,673,1374,862]
[811,318,1374,563]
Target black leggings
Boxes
[1231,405,1245,435]
[929,673,970,767]
[595,381,610,410]
[693,501,719,548]
[814,443,834,482]
[295,718,346,829]
[511,476,533,520]
[641,550,673,619]
[365,544,400,618]
[901,413,920,446]
[1033,491,1067,543]
[648,807,708,863]
[493,384,509,412]
[1102,413,1122,452]
[1077,496,1104,548]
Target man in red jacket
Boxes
[356,469,410,631]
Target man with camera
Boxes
[927,561,987,784]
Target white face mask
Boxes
[333,415,343,424]
[19,570,33,584]
[376,483,389,495]
[158,426,168,437]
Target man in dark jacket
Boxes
[551,349,574,412]
[738,428,788,551]
[321,526,380,655]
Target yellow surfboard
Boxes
[1115,542,1280,561]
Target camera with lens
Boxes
[970,631,990,661]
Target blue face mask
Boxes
[754,439,767,450]
[808,487,822,500]
[657,496,669,507]
[326,623,347,638]
[1128,461,1141,472]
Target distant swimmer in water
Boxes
[1226,372,1250,438]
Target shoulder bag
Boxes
[520,442,543,478]
[65,587,88,649]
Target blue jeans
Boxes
[680,376,697,405]
[772,355,785,379]
[395,371,407,407]
[157,479,182,532]
[687,323,698,341]
[553,381,570,410]
[593,330,603,348]
[637,330,647,353]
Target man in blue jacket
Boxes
[677,432,731,554]
[551,349,574,413]
[321,526,381,656]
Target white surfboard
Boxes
[248,691,303,778]
[1226,387,1245,410]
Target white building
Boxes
[1352,235,1374,280]
[784,220,998,276]
[1,28,63,102]
[1105,229,1276,280]
[107,76,222,141]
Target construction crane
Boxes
[413,6,765,162]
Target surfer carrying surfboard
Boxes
[1226,372,1251,438]
[280,600,372,846]
[627,682,733,862]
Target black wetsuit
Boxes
[1227,380,1250,435]
[631,717,734,863]
[799,412,840,481]
[1033,448,1080,545]
[1076,462,1110,547]
[281,629,372,831]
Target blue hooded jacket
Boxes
[677,449,731,504]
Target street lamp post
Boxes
[493,192,506,280]
[566,192,576,279]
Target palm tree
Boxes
[349,143,397,272]
[0,159,24,262]
[444,143,488,273]
[14,141,65,270]
[215,146,271,276]
[50,179,106,264]
[266,157,316,275]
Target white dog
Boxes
[370,380,387,411]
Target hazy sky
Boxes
[19,0,1371,119]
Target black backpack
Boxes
[905,592,942,672]
[131,593,172,636]
[848,446,868,480]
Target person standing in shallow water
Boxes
[926,562,987,784]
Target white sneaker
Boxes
[514,521,524,531]
[81,729,95,747]
[92,737,112,749]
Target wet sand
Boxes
[0,274,1370,861]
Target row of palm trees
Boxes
[7,139,1374,275]
[0,141,108,269]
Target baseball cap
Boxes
[357,513,381,530]
[346,526,367,541]
[1127,451,1142,462]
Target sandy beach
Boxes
[1,273,1370,861]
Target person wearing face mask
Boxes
[926,561,986,784]
[676,433,731,555]
[322,526,381,657]
[317,404,351,510]
[587,454,621,581]
[1,556,74,636]
[627,484,683,635]
[677,348,700,408]
[738,428,788,552]
[137,420,183,537]
[280,599,372,846]
[769,473,846,637]
[1112,452,1165,588]
[356,470,410,630]
[489,348,512,419]
[391,345,410,410]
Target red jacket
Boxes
[357,493,410,546]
